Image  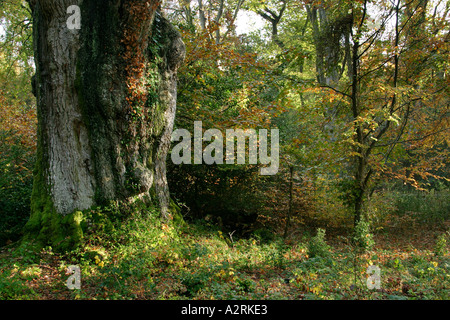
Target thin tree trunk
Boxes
[283,166,294,239]
[198,0,206,30]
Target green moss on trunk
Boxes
[169,198,185,226]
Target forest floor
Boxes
[0,212,449,300]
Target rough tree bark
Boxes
[23,0,185,250]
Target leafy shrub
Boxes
[265,239,289,268]
[0,268,36,299]
[235,275,255,293]
[352,218,375,251]
[307,228,330,258]
[180,270,210,297]
[181,242,210,261]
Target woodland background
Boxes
[0,0,449,300]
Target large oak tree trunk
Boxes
[24,0,185,250]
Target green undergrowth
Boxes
[0,208,449,300]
